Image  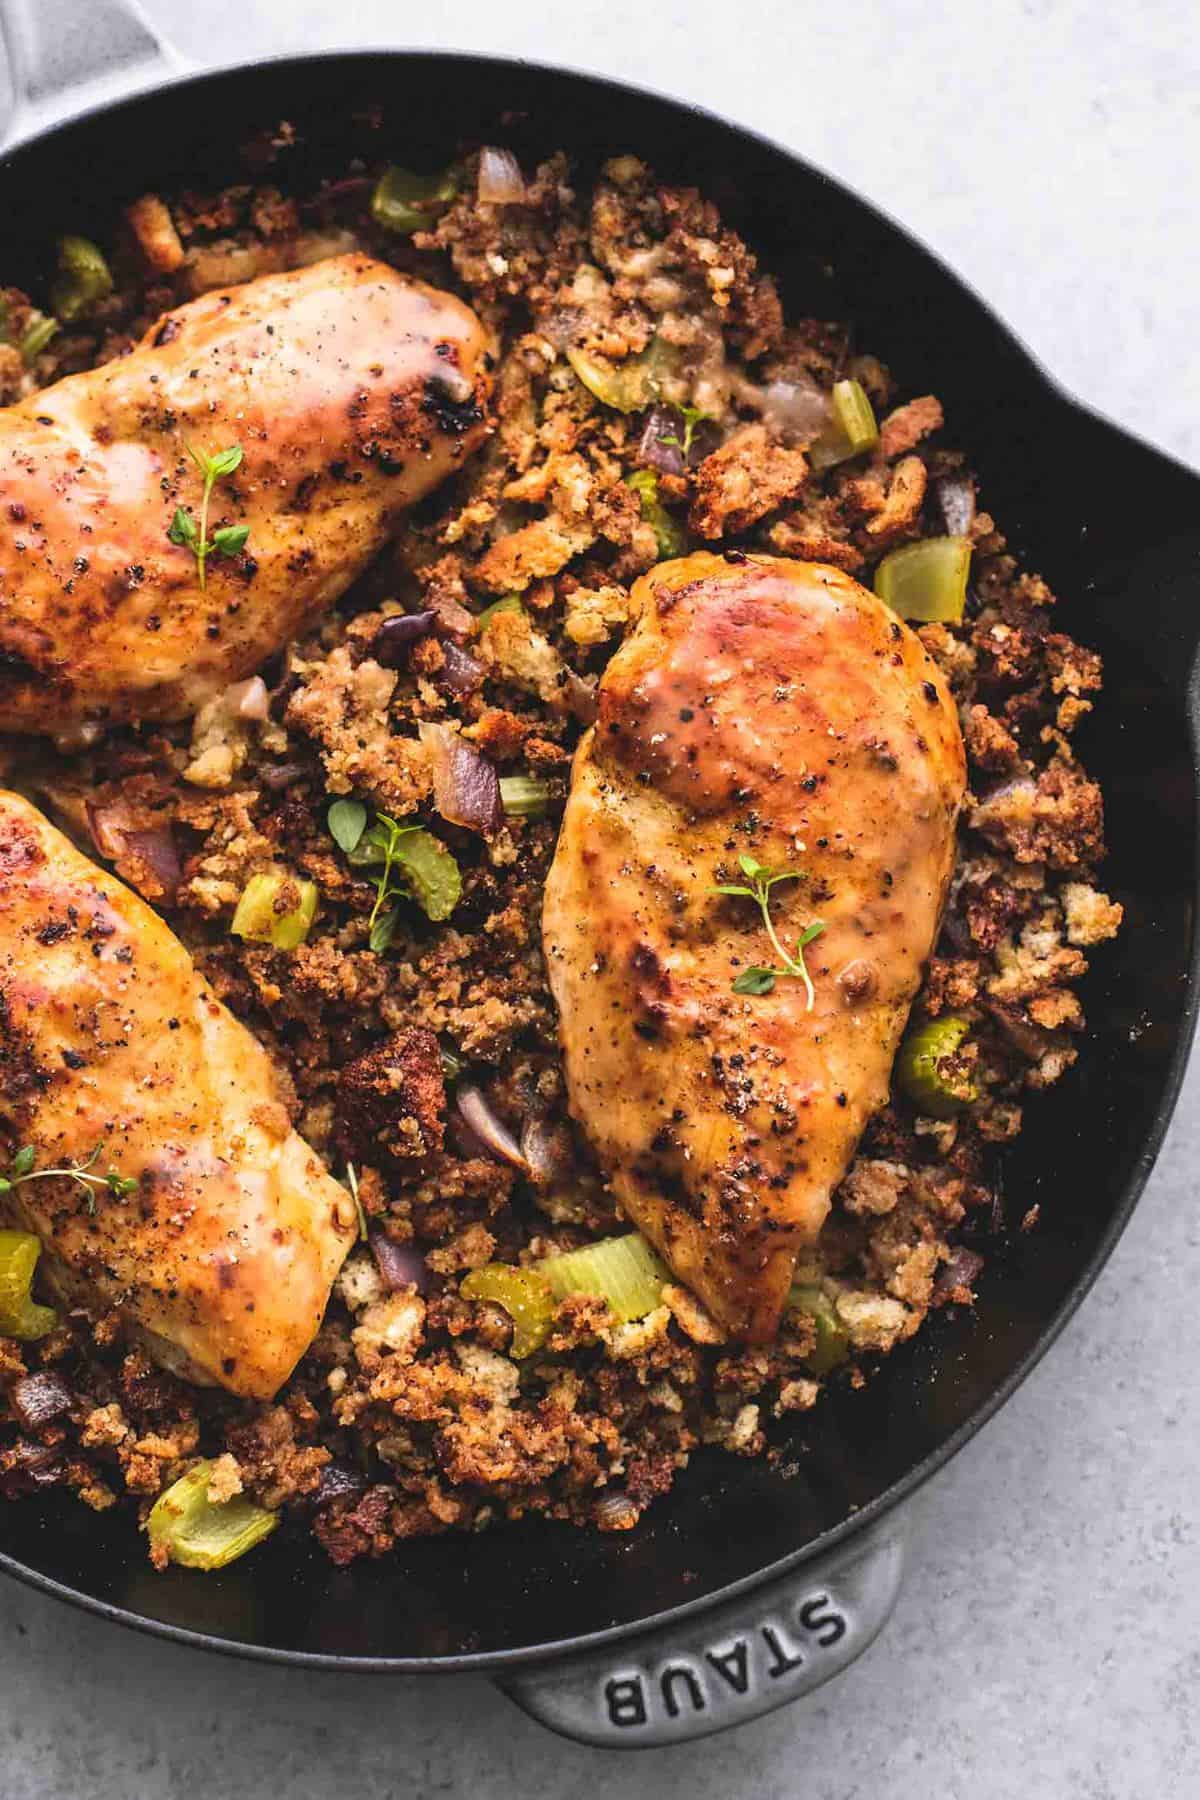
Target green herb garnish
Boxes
[326,798,367,855]
[660,403,712,461]
[712,854,827,1008]
[168,442,248,590]
[328,803,462,941]
[0,1140,138,1215]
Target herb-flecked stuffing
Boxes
[0,132,1120,1562]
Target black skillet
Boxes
[0,0,1197,1748]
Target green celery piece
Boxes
[788,1284,851,1375]
[146,1460,278,1571]
[874,536,972,624]
[461,1264,554,1358]
[371,165,458,234]
[499,774,551,819]
[0,1230,56,1341]
[50,236,114,322]
[540,1232,670,1323]
[627,469,688,560]
[809,378,879,470]
[230,873,318,950]
[895,1013,977,1116]
[475,595,525,632]
[391,829,461,922]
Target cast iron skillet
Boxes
[1,0,1198,1748]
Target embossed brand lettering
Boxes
[705,1638,751,1694]
[660,1663,707,1718]
[761,1621,806,1678]
[604,1675,648,1728]
[798,1592,847,1648]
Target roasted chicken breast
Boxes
[543,553,967,1339]
[0,791,355,1398]
[0,253,492,734]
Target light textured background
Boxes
[3,2,1199,1796]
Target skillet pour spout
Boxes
[0,0,1198,1746]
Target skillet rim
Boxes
[0,43,1196,1676]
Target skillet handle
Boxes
[0,0,184,150]
[497,1512,907,1747]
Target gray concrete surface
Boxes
[2,1,1198,1794]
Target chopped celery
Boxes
[461,1264,554,1358]
[566,336,677,414]
[371,165,458,235]
[875,536,972,624]
[0,1231,56,1341]
[439,1042,465,1083]
[788,1284,851,1376]
[627,469,688,560]
[50,236,114,322]
[146,1460,278,1570]
[896,1013,977,1116]
[19,312,59,365]
[499,774,551,820]
[540,1232,670,1323]
[391,828,461,923]
[230,872,318,950]
[808,378,879,470]
[475,595,525,632]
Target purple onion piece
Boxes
[370,610,437,668]
[936,474,977,539]
[436,640,485,695]
[455,1085,529,1171]
[122,827,183,900]
[933,1246,985,1303]
[313,1461,368,1508]
[636,405,687,477]
[758,376,829,445]
[419,721,502,835]
[10,1371,71,1431]
[258,759,311,791]
[0,1440,64,1496]
[369,1230,432,1295]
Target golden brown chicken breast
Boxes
[543,553,966,1339]
[0,254,492,735]
[0,791,355,1398]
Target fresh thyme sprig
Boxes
[712,854,827,1007]
[660,403,712,461]
[167,441,249,589]
[325,799,420,952]
[0,1141,138,1216]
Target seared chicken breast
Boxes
[543,553,966,1339]
[0,791,354,1398]
[0,254,492,734]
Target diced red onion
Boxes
[419,721,502,835]
[0,1440,64,1496]
[370,610,436,668]
[933,1246,985,1303]
[477,146,526,205]
[313,1461,368,1508]
[86,803,181,902]
[227,676,269,722]
[427,591,476,640]
[936,474,976,538]
[455,1085,529,1171]
[520,1115,575,1189]
[369,1230,432,1294]
[436,640,485,695]
[258,759,310,791]
[636,405,687,477]
[10,1371,71,1431]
